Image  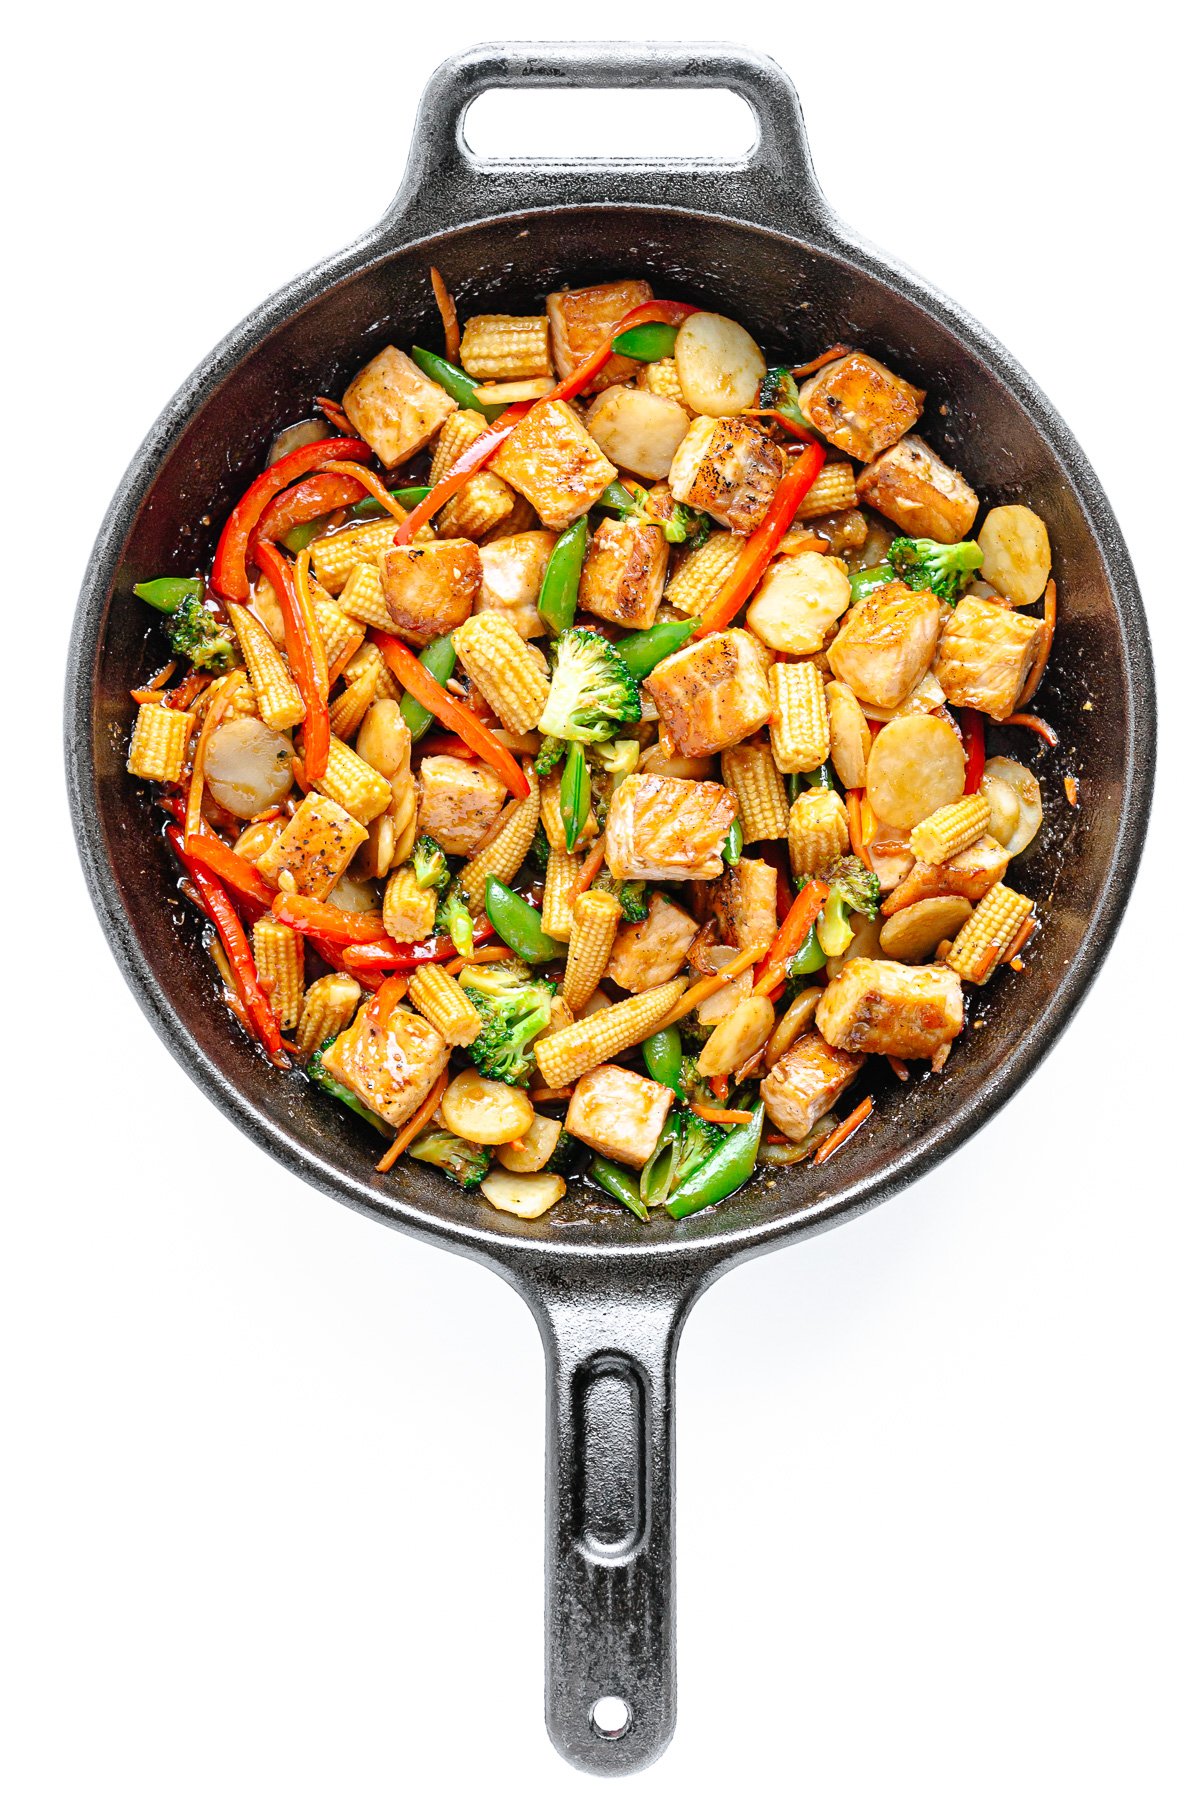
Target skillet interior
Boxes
[77,204,1146,1261]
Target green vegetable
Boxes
[529,822,551,876]
[597,480,699,546]
[534,736,567,775]
[675,1109,725,1186]
[758,366,811,434]
[591,738,639,784]
[803,761,834,790]
[849,563,894,604]
[787,923,827,978]
[560,742,591,852]
[282,520,323,554]
[615,616,696,680]
[399,635,457,742]
[640,1120,682,1210]
[598,479,650,520]
[593,870,648,922]
[406,1126,490,1188]
[590,1155,649,1221]
[815,854,881,958]
[665,1104,765,1219]
[412,835,450,893]
[483,876,561,964]
[612,321,679,361]
[167,598,236,672]
[349,484,430,520]
[643,1025,684,1094]
[435,884,474,958]
[544,1129,581,1177]
[410,345,504,420]
[460,959,557,1085]
[538,626,642,743]
[307,1040,388,1135]
[538,516,589,636]
[723,818,744,864]
[663,503,709,546]
[887,535,983,603]
[133,576,205,614]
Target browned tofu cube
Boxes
[605,894,698,993]
[644,628,772,758]
[856,434,979,543]
[761,1032,865,1142]
[322,1002,449,1127]
[934,596,1044,721]
[341,346,455,469]
[256,792,367,899]
[668,416,785,534]
[584,387,691,481]
[797,351,925,462]
[380,539,481,646]
[880,835,1010,915]
[605,773,738,882]
[488,400,617,531]
[816,957,964,1059]
[579,518,669,631]
[710,857,778,953]
[547,278,654,395]
[416,755,508,857]
[476,531,557,638]
[826,580,942,710]
[564,1064,674,1168]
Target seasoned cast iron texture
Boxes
[65,43,1154,1776]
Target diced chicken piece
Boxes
[761,1032,865,1142]
[256,792,367,899]
[710,857,778,954]
[934,596,1044,721]
[644,628,771,758]
[605,772,738,882]
[565,1063,675,1169]
[476,531,556,638]
[417,755,509,857]
[816,957,964,1060]
[668,416,785,534]
[606,894,698,992]
[322,1002,449,1128]
[797,351,925,462]
[341,346,455,469]
[880,834,1010,915]
[584,387,691,480]
[489,400,617,531]
[579,518,669,631]
[380,539,481,646]
[826,580,941,710]
[547,278,654,395]
[856,434,979,543]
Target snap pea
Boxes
[538,516,588,635]
[349,484,431,521]
[849,563,893,604]
[612,321,679,361]
[803,761,834,790]
[723,817,744,863]
[133,576,203,614]
[787,923,827,977]
[590,1155,649,1221]
[483,877,561,964]
[560,742,591,852]
[398,635,457,743]
[410,345,505,420]
[282,520,323,554]
[643,1025,684,1094]
[615,616,696,680]
[665,1104,765,1219]
[640,1120,681,1210]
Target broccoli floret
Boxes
[816,854,882,958]
[534,735,567,775]
[886,536,983,603]
[307,1040,389,1135]
[538,627,642,744]
[412,835,451,893]
[529,821,551,876]
[406,1126,490,1189]
[435,884,474,958]
[167,596,236,672]
[675,1109,724,1185]
[544,1128,582,1176]
[598,480,705,548]
[461,965,557,1085]
[759,366,811,434]
[593,869,648,922]
[591,738,640,780]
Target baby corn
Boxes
[947,883,1034,984]
[533,978,689,1089]
[721,742,789,841]
[296,972,362,1060]
[408,965,482,1046]
[769,661,830,774]
[561,890,622,1012]
[127,702,192,783]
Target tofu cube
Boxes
[934,596,1044,721]
[605,894,698,992]
[584,387,691,481]
[710,857,778,953]
[827,580,942,710]
[579,518,669,630]
[669,416,785,534]
[565,1064,674,1169]
[745,550,852,655]
[816,957,964,1060]
[476,531,557,638]
[644,628,771,758]
[256,792,367,899]
[761,1032,865,1142]
[547,278,654,395]
[797,351,925,462]
[416,755,509,857]
[380,539,481,646]
[605,772,738,882]
[322,1002,449,1127]
[880,834,1010,915]
[856,434,979,543]
[341,346,455,469]
[488,400,617,531]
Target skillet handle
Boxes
[519,1262,705,1775]
[381,41,832,238]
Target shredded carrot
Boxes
[659,941,763,1028]
[376,1070,448,1173]
[791,342,853,378]
[710,1074,729,1101]
[429,266,460,364]
[1064,773,1079,806]
[887,1056,909,1082]
[443,957,465,977]
[812,1096,873,1166]
[184,670,240,841]
[130,661,178,703]
[692,1103,754,1125]
[1004,917,1036,965]
[168,669,212,710]
[1005,711,1059,747]
[317,460,409,525]
[573,836,608,900]
[1013,578,1057,712]
[415,732,477,760]
[753,881,829,997]
[315,395,354,434]
[466,946,516,964]
[507,1137,526,1154]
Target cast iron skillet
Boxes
[66,42,1154,1776]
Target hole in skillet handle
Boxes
[462,86,758,163]
[590,1695,632,1740]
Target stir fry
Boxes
[125,274,1061,1222]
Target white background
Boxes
[4,2,1197,1794]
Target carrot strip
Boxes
[1005,712,1059,747]
[370,629,529,797]
[753,880,829,996]
[326,629,365,692]
[692,1103,755,1125]
[315,396,355,434]
[414,732,477,760]
[273,893,388,943]
[1004,917,1036,964]
[376,1070,448,1173]
[812,1096,873,1166]
[846,791,865,862]
[254,539,329,782]
[791,343,853,378]
[131,661,178,702]
[168,669,212,711]
[1013,578,1057,712]
[429,266,460,364]
[887,1056,909,1082]
[316,460,410,525]
[184,670,240,841]
[1064,773,1079,807]
[573,836,608,900]
[658,941,764,1028]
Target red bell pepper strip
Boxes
[160,795,275,911]
[692,439,827,639]
[753,879,830,996]
[166,823,285,1058]
[272,892,388,943]
[369,629,529,798]
[253,539,330,783]
[341,919,497,972]
[256,472,368,541]
[212,436,369,600]
[961,709,987,793]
